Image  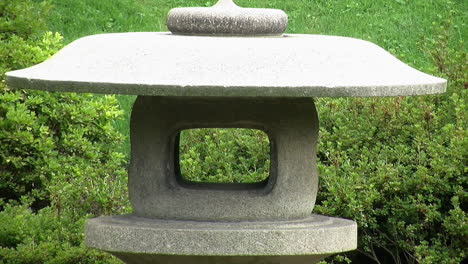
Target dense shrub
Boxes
[179,128,270,183]
[0,0,51,39]
[315,7,467,264]
[0,0,128,263]
[0,201,121,264]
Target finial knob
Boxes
[167,0,288,36]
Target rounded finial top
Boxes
[213,0,238,8]
[167,0,288,36]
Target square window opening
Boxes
[175,128,271,190]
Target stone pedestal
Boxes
[86,215,356,264]
[85,97,357,263]
[6,1,446,262]
[6,0,447,264]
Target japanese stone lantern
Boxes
[6,0,446,263]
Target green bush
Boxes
[314,7,466,264]
[0,0,51,39]
[0,200,121,264]
[179,128,270,183]
[315,93,466,264]
[0,0,129,263]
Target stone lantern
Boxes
[6,0,446,263]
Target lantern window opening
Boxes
[174,128,272,190]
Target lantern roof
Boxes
[5,0,446,97]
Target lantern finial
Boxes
[166,0,288,36]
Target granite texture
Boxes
[129,96,319,221]
[85,214,357,262]
[6,32,446,97]
[167,0,288,36]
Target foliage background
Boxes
[1,1,128,263]
[0,0,466,263]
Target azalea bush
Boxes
[0,1,128,263]
[315,6,466,263]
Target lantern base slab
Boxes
[108,254,328,264]
[85,214,357,264]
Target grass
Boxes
[44,0,467,157]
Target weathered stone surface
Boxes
[6,32,446,97]
[129,96,319,221]
[85,214,357,262]
[167,0,288,36]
